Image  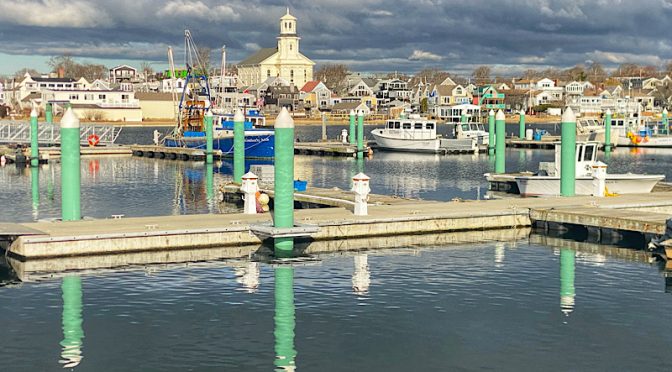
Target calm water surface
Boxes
[2,126,672,371]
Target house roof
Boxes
[300,81,321,92]
[332,101,361,111]
[238,48,278,65]
[135,92,174,101]
[31,77,76,83]
[435,85,455,96]
[21,93,41,102]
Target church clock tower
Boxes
[277,8,300,60]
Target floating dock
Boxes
[3,192,672,263]
[130,145,220,161]
[294,141,367,157]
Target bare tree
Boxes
[140,61,154,79]
[472,66,491,84]
[585,62,606,83]
[410,68,451,86]
[196,46,212,75]
[315,63,350,91]
[13,68,40,78]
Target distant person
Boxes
[153,130,161,145]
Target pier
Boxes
[4,191,672,262]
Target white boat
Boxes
[514,142,663,196]
[371,114,475,153]
[456,122,489,145]
[486,142,664,196]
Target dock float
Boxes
[4,192,672,261]
[294,141,368,157]
[130,145,221,161]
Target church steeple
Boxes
[278,9,300,59]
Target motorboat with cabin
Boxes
[455,121,489,145]
[370,113,475,153]
[485,141,664,196]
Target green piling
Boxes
[205,111,214,164]
[60,108,81,221]
[233,109,245,184]
[274,267,297,370]
[663,108,669,136]
[46,102,53,124]
[604,109,612,153]
[273,108,295,257]
[519,109,526,139]
[560,249,576,316]
[488,109,495,155]
[30,107,39,167]
[349,110,356,146]
[357,110,364,160]
[60,276,84,368]
[560,107,577,197]
[495,110,506,173]
[206,162,214,212]
[460,108,467,124]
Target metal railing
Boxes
[0,120,122,145]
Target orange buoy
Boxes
[87,134,100,147]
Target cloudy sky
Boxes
[1,0,672,76]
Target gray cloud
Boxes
[1,0,672,75]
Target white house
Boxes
[109,65,138,84]
[43,89,142,121]
[564,81,594,96]
[348,78,377,98]
[161,78,187,94]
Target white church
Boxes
[237,9,315,88]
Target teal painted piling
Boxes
[274,267,297,370]
[560,108,577,197]
[560,249,576,316]
[488,109,495,155]
[460,109,467,124]
[30,108,39,167]
[205,111,214,164]
[604,109,612,153]
[349,110,356,146]
[273,108,295,257]
[60,108,81,221]
[357,110,364,160]
[46,103,53,124]
[61,277,84,368]
[495,110,506,173]
[234,109,245,183]
[519,110,526,139]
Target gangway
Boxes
[0,120,122,145]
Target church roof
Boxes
[238,48,278,66]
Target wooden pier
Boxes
[294,141,368,157]
[3,192,672,263]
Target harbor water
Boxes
[2,125,672,370]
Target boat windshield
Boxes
[402,122,412,129]
[414,123,423,129]
[426,123,435,130]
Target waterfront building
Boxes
[237,9,314,88]
[109,65,138,85]
[331,101,370,115]
[564,81,595,97]
[299,81,332,112]
[135,92,176,121]
[43,88,142,121]
[348,78,378,98]
[374,78,412,105]
[474,85,505,110]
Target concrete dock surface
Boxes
[5,191,672,261]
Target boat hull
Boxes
[371,130,440,153]
[515,174,664,197]
[164,131,275,158]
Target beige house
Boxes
[237,9,314,88]
[136,92,177,121]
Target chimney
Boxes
[58,67,65,78]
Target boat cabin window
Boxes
[414,123,423,129]
[394,122,401,129]
[577,146,584,162]
[426,123,435,130]
[402,123,411,129]
[387,122,394,129]
[584,144,595,161]
[461,124,469,131]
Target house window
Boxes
[290,70,294,84]
[267,70,271,77]
[69,94,79,100]
[84,94,93,100]
[98,94,106,100]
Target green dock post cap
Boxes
[489,109,494,116]
[276,107,294,129]
[357,110,364,117]
[496,109,505,121]
[61,108,80,129]
[234,108,244,123]
[561,107,576,126]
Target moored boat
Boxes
[371,113,475,153]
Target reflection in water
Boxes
[494,243,505,268]
[274,267,296,371]
[560,249,576,317]
[206,162,215,213]
[30,166,39,220]
[60,276,84,368]
[47,165,55,201]
[352,254,371,295]
[234,261,260,293]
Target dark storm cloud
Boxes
[1,0,672,74]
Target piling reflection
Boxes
[30,166,39,220]
[234,261,260,293]
[494,242,505,268]
[352,254,371,295]
[560,249,576,317]
[206,162,215,213]
[60,276,84,368]
[274,267,297,371]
